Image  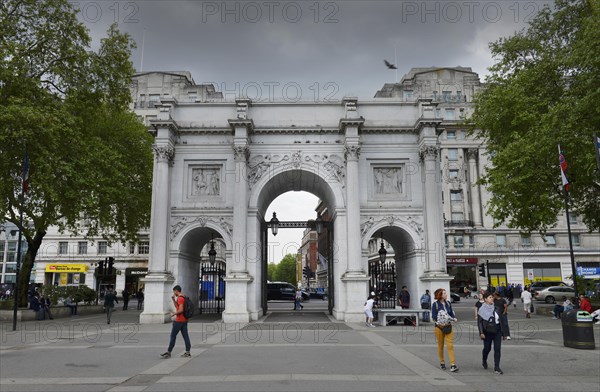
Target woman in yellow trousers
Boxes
[431,288,459,372]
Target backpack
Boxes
[183,296,194,319]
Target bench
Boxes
[375,308,430,327]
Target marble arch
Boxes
[139,93,452,324]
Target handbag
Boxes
[439,324,452,334]
[482,317,497,334]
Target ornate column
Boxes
[140,115,177,324]
[339,98,368,322]
[223,105,254,323]
[467,148,482,226]
[417,99,451,296]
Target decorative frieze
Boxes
[374,168,403,194]
[232,145,249,162]
[344,145,360,161]
[419,145,439,161]
[170,215,233,241]
[360,215,424,240]
[191,168,221,196]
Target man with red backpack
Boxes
[161,285,192,359]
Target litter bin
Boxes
[561,310,595,349]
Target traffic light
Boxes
[303,266,310,277]
[478,263,486,277]
[97,259,105,276]
[108,257,115,275]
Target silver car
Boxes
[534,286,576,304]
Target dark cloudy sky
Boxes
[74,0,549,264]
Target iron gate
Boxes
[199,262,225,314]
[369,260,396,309]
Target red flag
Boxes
[558,145,569,192]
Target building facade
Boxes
[374,67,600,292]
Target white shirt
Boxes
[364,299,375,311]
[521,291,532,303]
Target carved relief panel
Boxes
[368,161,410,201]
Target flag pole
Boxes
[559,145,579,307]
[12,150,27,331]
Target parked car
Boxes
[267,282,309,301]
[308,288,327,300]
[449,292,461,302]
[534,286,576,304]
[529,281,567,293]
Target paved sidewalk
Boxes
[1,302,598,391]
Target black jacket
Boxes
[477,311,504,335]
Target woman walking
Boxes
[431,288,459,372]
[478,292,506,374]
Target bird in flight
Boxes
[384,60,397,69]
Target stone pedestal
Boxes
[341,273,370,322]
[139,272,175,324]
[222,274,253,323]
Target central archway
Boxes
[246,166,346,320]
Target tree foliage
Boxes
[0,0,153,306]
[267,262,277,282]
[273,254,297,285]
[470,0,600,234]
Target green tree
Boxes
[273,254,297,285]
[0,0,153,306]
[470,0,600,234]
[267,262,278,282]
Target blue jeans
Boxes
[421,303,430,322]
[294,299,303,310]
[482,325,502,369]
[168,321,191,353]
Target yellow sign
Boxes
[59,273,68,286]
[45,264,88,273]
[524,276,562,286]
[490,276,507,287]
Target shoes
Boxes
[482,361,488,370]
[107,321,110,324]
[181,352,191,357]
[160,352,171,359]
[450,365,459,372]
[440,363,446,370]
[494,368,503,375]
[595,321,600,325]
[552,317,558,319]
[526,313,531,318]
[369,324,376,328]
[506,336,511,340]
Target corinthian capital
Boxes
[344,145,361,161]
[233,145,249,162]
[466,148,479,160]
[419,145,439,161]
[152,145,175,164]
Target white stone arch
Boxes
[245,161,347,320]
[171,219,233,252]
[360,218,423,252]
[248,160,346,216]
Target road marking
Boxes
[0,377,129,385]
[157,374,424,383]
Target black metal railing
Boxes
[369,260,396,309]
[199,262,225,314]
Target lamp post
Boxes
[378,232,387,264]
[269,212,279,236]
[208,234,217,266]
[315,215,324,235]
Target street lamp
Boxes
[315,214,324,235]
[208,233,217,266]
[378,231,387,264]
[270,212,280,236]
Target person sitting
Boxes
[579,295,592,312]
[552,296,573,319]
[65,296,78,316]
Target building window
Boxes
[496,235,506,247]
[454,235,464,248]
[568,213,577,225]
[447,130,456,140]
[435,108,441,118]
[450,190,463,202]
[59,242,68,255]
[545,235,556,247]
[448,149,458,161]
[456,91,462,101]
[188,91,197,101]
[77,241,87,255]
[139,94,146,108]
[148,94,160,107]
[138,240,150,255]
[445,235,449,249]
[98,241,107,255]
[521,235,532,247]
[442,91,451,102]
[445,108,455,120]
[5,264,17,273]
[571,234,580,246]
[451,212,463,221]
[469,235,475,248]
[457,130,465,140]
[449,169,459,179]
[402,90,413,100]
[129,242,136,254]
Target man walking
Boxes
[122,288,130,311]
[294,288,304,310]
[104,288,118,324]
[161,285,191,358]
[136,288,144,310]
